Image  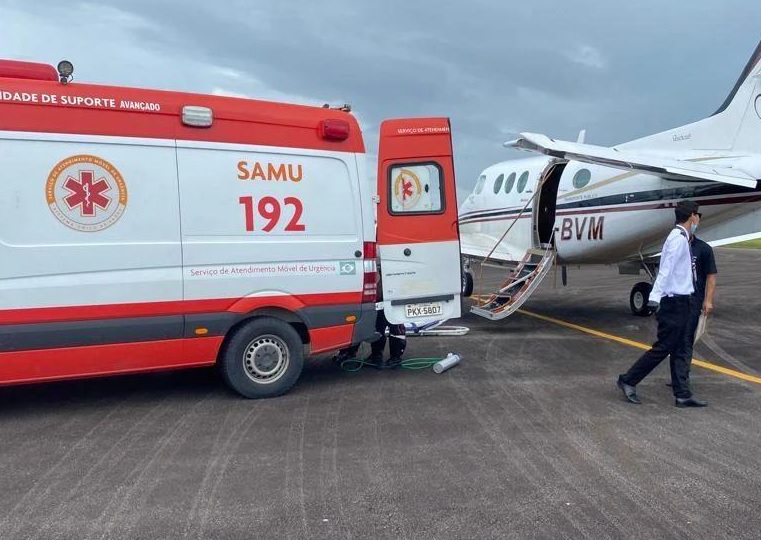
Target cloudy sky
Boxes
[2,0,760,194]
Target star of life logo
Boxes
[392,168,422,210]
[46,155,128,232]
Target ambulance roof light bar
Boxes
[322,103,352,112]
[57,60,73,85]
[0,60,58,81]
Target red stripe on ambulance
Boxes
[0,292,362,325]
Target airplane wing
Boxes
[506,133,759,189]
[706,231,761,248]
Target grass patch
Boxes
[729,238,761,249]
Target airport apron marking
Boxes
[466,298,761,386]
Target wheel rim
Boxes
[633,291,645,311]
[242,334,289,384]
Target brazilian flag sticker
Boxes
[339,261,357,275]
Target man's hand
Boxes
[702,300,713,315]
[647,300,660,313]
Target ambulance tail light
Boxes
[363,241,376,260]
[319,119,350,141]
[362,272,377,304]
[362,241,377,303]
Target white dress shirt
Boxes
[649,225,695,303]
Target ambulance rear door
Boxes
[376,117,462,324]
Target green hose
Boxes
[338,357,443,372]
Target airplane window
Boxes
[517,171,529,193]
[474,174,486,194]
[493,174,504,194]
[504,172,516,193]
[573,168,591,189]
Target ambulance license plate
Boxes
[404,302,443,318]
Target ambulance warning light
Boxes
[0,60,57,81]
[319,119,350,141]
[182,105,214,127]
[57,60,74,84]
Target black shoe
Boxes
[385,357,403,369]
[617,376,642,404]
[376,357,401,370]
[363,354,382,367]
[332,352,350,365]
[675,397,707,408]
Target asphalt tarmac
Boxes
[0,247,759,539]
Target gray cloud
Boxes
[2,0,760,191]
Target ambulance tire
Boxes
[462,271,474,298]
[219,318,304,399]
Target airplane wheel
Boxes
[630,282,653,317]
[462,271,474,298]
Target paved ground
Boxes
[0,247,759,540]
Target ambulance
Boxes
[0,59,463,399]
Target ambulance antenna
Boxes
[57,60,74,85]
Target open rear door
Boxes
[376,118,462,324]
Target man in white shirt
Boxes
[617,200,707,407]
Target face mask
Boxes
[691,223,698,234]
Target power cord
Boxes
[336,356,443,372]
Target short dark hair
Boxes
[675,200,699,223]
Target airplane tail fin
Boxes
[620,38,761,153]
[711,39,761,120]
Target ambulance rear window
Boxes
[388,163,444,215]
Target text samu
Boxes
[237,161,303,182]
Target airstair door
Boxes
[376,118,462,325]
[469,161,562,321]
[534,160,566,248]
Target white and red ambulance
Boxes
[0,59,463,398]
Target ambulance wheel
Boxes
[220,318,304,399]
[462,271,474,298]
[630,282,653,317]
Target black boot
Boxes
[364,352,382,368]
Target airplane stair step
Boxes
[471,245,556,321]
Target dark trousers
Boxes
[370,309,406,359]
[669,296,702,390]
[621,295,692,398]
[342,309,406,359]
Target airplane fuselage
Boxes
[458,37,761,319]
[458,154,761,266]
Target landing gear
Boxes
[462,269,474,298]
[630,282,654,317]
[461,258,474,298]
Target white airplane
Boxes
[458,38,761,320]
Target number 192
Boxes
[238,196,306,232]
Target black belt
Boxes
[664,294,690,299]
